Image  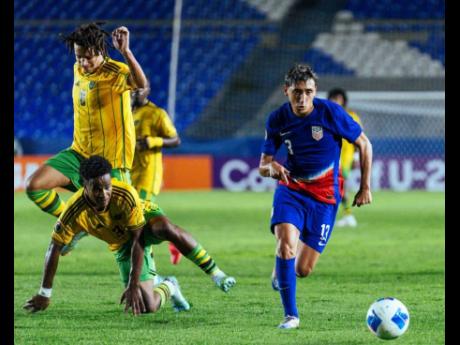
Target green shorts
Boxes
[114,205,166,286]
[45,148,131,191]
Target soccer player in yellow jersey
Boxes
[131,88,183,265]
[25,22,148,254]
[328,88,363,227]
[24,156,189,315]
[25,24,147,220]
[24,156,235,314]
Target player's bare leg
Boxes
[147,216,236,292]
[295,243,321,278]
[27,164,89,255]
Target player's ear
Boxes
[283,85,289,96]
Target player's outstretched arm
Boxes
[259,153,290,184]
[120,227,146,316]
[112,26,148,89]
[352,132,373,207]
[23,240,63,313]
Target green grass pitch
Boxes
[14,190,444,344]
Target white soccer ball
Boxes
[366,297,410,340]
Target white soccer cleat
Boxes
[336,214,357,228]
[164,276,190,312]
[217,275,236,292]
[278,315,300,329]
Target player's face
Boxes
[284,79,317,116]
[84,174,112,211]
[74,44,104,74]
[130,88,148,109]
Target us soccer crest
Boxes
[311,126,323,141]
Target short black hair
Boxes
[61,22,111,57]
[328,87,348,107]
[285,63,318,87]
[80,155,112,181]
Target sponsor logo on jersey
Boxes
[311,126,323,141]
[89,81,96,89]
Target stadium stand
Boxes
[14,0,444,160]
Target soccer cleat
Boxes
[215,275,236,292]
[168,242,182,265]
[164,276,190,312]
[336,214,357,228]
[278,315,300,329]
[60,231,89,256]
[271,275,280,291]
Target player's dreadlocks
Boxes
[61,22,110,56]
[284,63,318,87]
[80,155,112,181]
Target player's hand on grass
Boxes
[120,285,146,316]
[268,161,290,184]
[112,26,130,55]
[23,295,50,313]
[352,188,372,207]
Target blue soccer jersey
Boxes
[262,98,362,204]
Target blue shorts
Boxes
[270,184,339,253]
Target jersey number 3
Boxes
[284,139,294,155]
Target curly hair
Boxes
[284,63,318,87]
[61,22,110,56]
[80,155,112,181]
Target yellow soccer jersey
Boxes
[131,101,177,198]
[70,57,136,169]
[52,179,146,252]
[340,109,362,171]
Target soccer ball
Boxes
[366,297,410,340]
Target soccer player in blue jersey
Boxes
[259,64,373,329]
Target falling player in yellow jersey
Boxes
[130,88,183,265]
[328,88,363,227]
[25,23,148,253]
[23,156,236,315]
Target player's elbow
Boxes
[173,136,181,147]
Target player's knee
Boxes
[296,265,314,278]
[145,304,159,313]
[25,174,41,192]
[276,242,296,259]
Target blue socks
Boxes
[276,256,298,318]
